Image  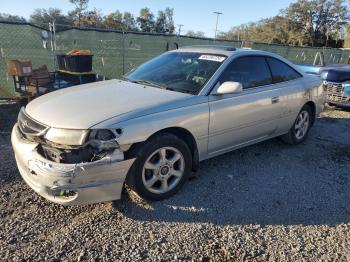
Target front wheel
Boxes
[126,133,192,201]
[281,105,312,145]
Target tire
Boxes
[126,133,192,201]
[281,104,312,145]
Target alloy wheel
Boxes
[294,110,310,140]
[142,147,185,194]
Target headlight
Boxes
[90,129,122,141]
[87,129,122,152]
[343,83,350,95]
[45,128,89,146]
[93,129,116,141]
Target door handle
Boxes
[271,96,280,104]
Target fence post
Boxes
[49,21,57,70]
[122,29,125,75]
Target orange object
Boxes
[66,49,79,55]
[66,49,91,55]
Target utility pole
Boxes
[177,24,184,35]
[213,12,223,40]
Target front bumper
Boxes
[326,82,350,107]
[11,124,135,205]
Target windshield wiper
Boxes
[121,77,191,93]
[121,77,167,89]
[131,79,167,89]
[121,76,131,82]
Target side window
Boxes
[218,56,272,89]
[266,57,302,83]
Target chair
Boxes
[7,62,61,102]
[27,65,59,96]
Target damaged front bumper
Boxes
[11,124,135,205]
[325,82,350,107]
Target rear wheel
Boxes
[282,105,312,145]
[126,133,192,201]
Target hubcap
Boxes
[294,110,310,140]
[160,165,170,175]
[142,147,185,194]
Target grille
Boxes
[326,82,350,104]
[17,108,48,136]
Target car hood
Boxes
[320,64,350,82]
[25,79,191,129]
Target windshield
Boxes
[124,52,226,94]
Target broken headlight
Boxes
[44,128,90,146]
[93,129,116,141]
[87,129,122,151]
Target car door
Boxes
[265,57,305,133]
[208,56,283,155]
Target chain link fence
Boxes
[54,26,242,80]
[251,42,350,65]
[1,21,350,99]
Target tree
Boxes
[221,0,349,47]
[222,16,306,45]
[155,11,167,33]
[137,8,155,32]
[282,0,349,46]
[122,12,138,31]
[0,13,26,22]
[30,8,72,27]
[186,30,205,38]
[165,8,175,34]
[154,8,176,34]
[79,8,103,28]
[104,11,123,30]
[68,0,89,27]
[224,17,289,43]
[104,11,138,31]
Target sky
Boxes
[1,0,294,37]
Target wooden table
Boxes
[57,70,96,85]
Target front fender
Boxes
[93,98,210,160]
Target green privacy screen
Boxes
[1,21,350,98]
[54,29,241,80]
[0,22,55,98]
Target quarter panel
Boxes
[274,78,306,133]
[277,75,323,133]
[302,75,325,115]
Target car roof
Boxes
[174,45,273,57]
[174,45,237,56]
[172,45,306,76]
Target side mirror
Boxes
[214,81,243,95]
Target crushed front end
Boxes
[320,65,350,108]
[325,81,350,107]
[11,108,135,205]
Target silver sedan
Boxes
[11,45,325,205]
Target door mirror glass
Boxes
[214,81,243,95]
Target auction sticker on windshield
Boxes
[198,55,226,62]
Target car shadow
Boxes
[328,104,350,113]
[114,116,350,226]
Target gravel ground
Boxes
[0,101,349,261]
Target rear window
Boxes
[266,57,302,83]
